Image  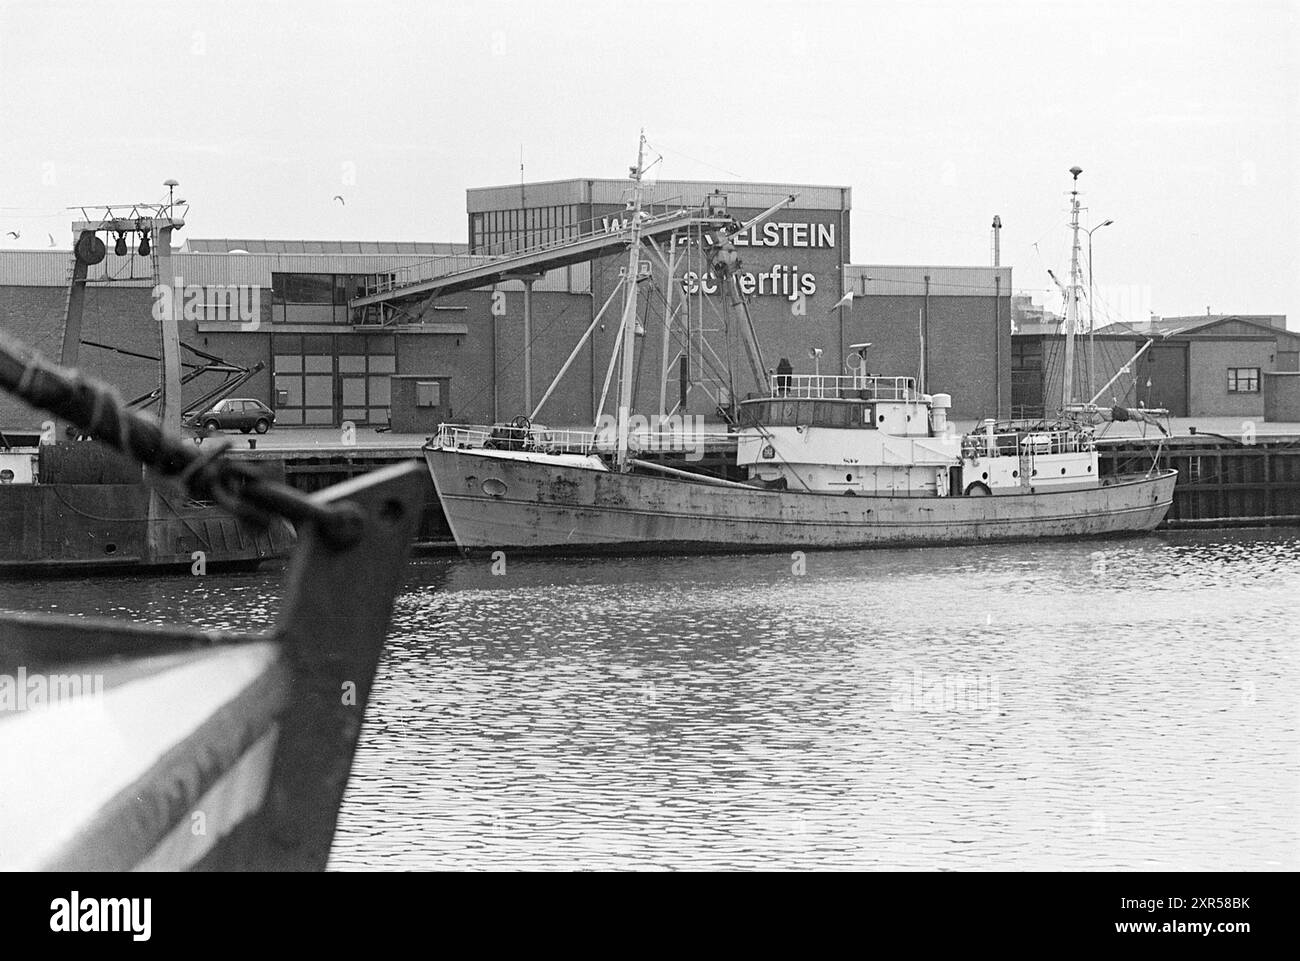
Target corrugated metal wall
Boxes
[593,179,850,211]
[183,239,469,255]
[0,250,588,294]
[467,178,852,213]
[467,179,591,212]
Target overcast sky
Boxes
[1,0,1295,324]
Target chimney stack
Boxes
[991,215,1002,267]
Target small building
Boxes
[1013,315,1298,420]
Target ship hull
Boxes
[426,447,1178,554]
[0,484,293,574]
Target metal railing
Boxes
[431,422,734,456]
[962,427,1095,458]
[1010,404,1046,421]
[769,374,919,401]
[433,423,601,455]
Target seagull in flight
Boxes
[4,230,19,239]
[333,195,346,206]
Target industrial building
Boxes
[1011,315,1296,420]
[2,175,1013,431]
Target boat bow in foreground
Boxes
[0,329,427,871]
[0,461,426,871]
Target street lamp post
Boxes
[164,179,179,217]
[1085,218,1114,400]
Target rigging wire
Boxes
[644,140,746,180]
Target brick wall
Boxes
[1188,339,1273,418]
[0,285,165,429]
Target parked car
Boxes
[186,398,276,434]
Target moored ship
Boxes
[424,148,1177,554]
[425,371,1176,553]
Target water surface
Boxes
[3,531,1296,870]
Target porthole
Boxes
[845,473,853,482]
[1012,470,1019,478]
[1060,468,1067,475]
[981,472,988,480]
[104,543,117,556]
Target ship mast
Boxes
[615,132,648,471]
[1061,166,1084,409]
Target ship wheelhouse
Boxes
[735,371,1104,498]
[736,373,962,496]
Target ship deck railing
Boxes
[431,423,734,457]
[768,374,919,401]
[433,424,601,455]
[962,427,1096,458]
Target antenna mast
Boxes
[615,131,647,471]
[1061,167,1084,409]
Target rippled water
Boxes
[4,531,1298,870]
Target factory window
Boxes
[282,273,334,304]
[1011,338,1043,370]
[416,381,441,407]
[472,204,581,254]
[272,272,376,324]
[1227,367,1260,393]
[334,274,370,305]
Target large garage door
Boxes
[271,333,395,427]
[1141,343,1189,416]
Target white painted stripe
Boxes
[0,642,280,871]
[133,726,279,872]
